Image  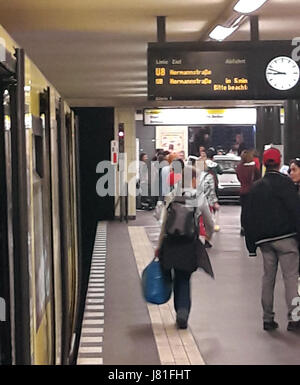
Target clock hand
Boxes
[267,69,286,75]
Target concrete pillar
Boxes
[114,108,136,219]
[283,100,300,164]
[256,106,281,159]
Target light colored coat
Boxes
[157,186,214,249]
[200,172,218,207]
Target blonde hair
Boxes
[241,150,253,164]
[167,153,178,164]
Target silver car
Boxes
[213,154,241,202]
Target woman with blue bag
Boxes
[155,164,214,329]
[142,257,172,305]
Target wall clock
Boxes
[266,56,300,91]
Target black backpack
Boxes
[165,194,198,241]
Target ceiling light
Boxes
[209,25,238,41]
[234,0,268,14]
[232,14,246,27]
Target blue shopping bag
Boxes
[142,258,172,305]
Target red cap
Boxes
[263,148,281,166]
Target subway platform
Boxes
[77,205,300,365]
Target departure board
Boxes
[148,41,300,101]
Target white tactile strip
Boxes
[128,226,205,365]
[77,222,107,365]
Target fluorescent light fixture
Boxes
[232,14,246,27]
[209,25,238,41]
[234,0,268,14]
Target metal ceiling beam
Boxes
[157,16,166,43]
[250,15,259,41]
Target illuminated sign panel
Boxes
[144,108,257,126]
[151,51,251,100]
[148,41,300,101]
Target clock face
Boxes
[266,56,300,91]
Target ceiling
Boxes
[0,0,299,107]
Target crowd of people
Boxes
[137,147,222,219]
[138,145,300,333]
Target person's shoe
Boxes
[287,320,300,331]
[263,320,279,331]
[204,240,212,248]
[176,318,187,329]
[176,310,188,329]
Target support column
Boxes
[283,99,300,164]
[256,106,281,159]
[114,108,136,220]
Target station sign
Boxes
[144,108,257,125]
[148,41,300,101]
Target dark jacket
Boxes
[244,170,300,255]
[160,237,214,277]
[158,188,214,277]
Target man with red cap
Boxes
[244,147,300,332]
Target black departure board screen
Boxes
[148,41,300,101]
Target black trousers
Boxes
[173,269,192,316]
[240,193,249,230]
